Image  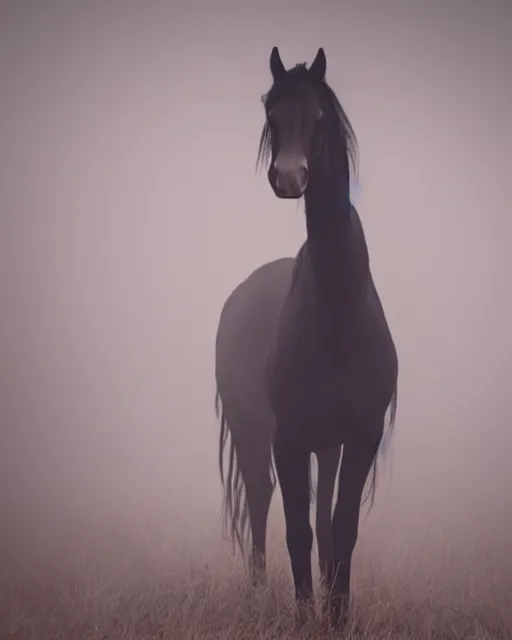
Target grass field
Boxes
[1,525,510,640]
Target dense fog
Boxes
[1,0,511,591]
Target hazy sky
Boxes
[1,0,511,572]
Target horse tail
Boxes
[216,390,248,557]
[363,380,398,509]
[217,389,279,560]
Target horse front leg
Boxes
[315,446,341,586]
[273,428,314,625]
[325,430,381,630]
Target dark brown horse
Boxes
[215,47,398,630]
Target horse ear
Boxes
[270,46,286,81]
[309,47,326,80]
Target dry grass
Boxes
[1,529,510,640]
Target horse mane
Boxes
[256,65,359,182]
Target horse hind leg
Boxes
[219,405,275,584]
[238,429,275,583]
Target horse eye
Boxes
[317,108,324,120]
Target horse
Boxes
[215,46,398,630]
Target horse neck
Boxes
[304,149,368,327]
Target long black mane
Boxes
[256,63,359,183]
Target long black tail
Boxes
[362,381,398,509]
[216,389,316,559]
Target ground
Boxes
[1,529,510,640]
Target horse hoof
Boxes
[325,594,350,632]
[250,573,266,588]
[330,610,349,632]
[295,602,316,629]
[249,563,267,588]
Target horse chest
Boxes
[265,307,365,440]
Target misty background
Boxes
[1,0,511,589]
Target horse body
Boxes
[266,225,396,451]
[216,259,292,432]
[215,46,398,630]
